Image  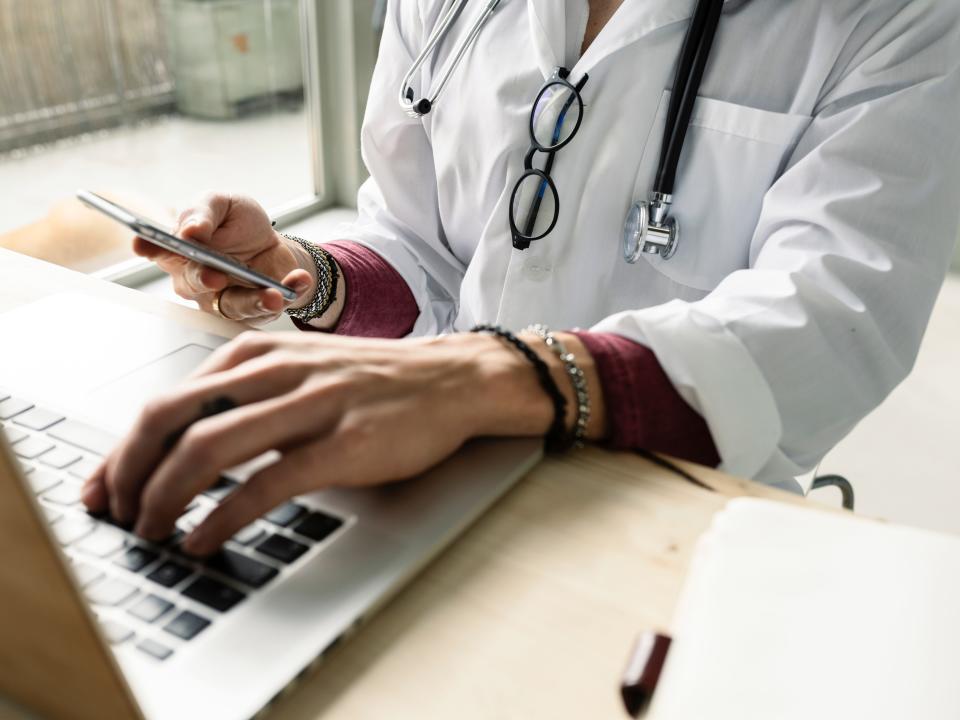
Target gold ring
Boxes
[211,288,231,320]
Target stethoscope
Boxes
[398,0,724,264]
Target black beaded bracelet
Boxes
[470,324,572,453]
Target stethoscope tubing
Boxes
[399,0,502,117]
[655,0,724,196]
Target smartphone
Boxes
[76,189,298,302]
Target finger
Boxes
[182,261,230,296]
[133,384,338,541]
[217,271,312,321]
[133,236,175,260]
[104,357,303,525]
[80,460,110,514]
[177,193,233,244]
[183,439,338,555]
[189,330,282,379]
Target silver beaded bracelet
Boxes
[523,323,591,447]
[283,234,339,323]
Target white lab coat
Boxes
[335,0,960,486]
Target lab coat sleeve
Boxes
[592,4,960,484]
[335,0,466,336]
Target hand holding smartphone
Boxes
[76,190,298,302]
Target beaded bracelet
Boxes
[524,324,590,447]
[470,324,571,453]
[283,234,340,323]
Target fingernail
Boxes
[255,300,267,313]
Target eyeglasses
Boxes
[509,67,590,250]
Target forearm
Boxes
[464,329,718,466]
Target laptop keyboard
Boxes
[0,390,346,663]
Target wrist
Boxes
[279,233,318,310]
[428,333,555,439]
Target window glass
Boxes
[0,0,314,273]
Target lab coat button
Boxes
[522,264,552,281]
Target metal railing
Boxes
[0,0,174,153]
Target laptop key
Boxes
[202,476,238,502]
[292,511,344,543]
[86,577,139,606]
[115,546,160,573]
[232,524,266,546]
[181,576,245,613]
[101,620,135,645]
[42,507,63,525]
[67,456,101,480]
[0,397,32,420]
[128,594,175,624]
[52,516,95,545]
[255,534,309,564]
[13,407,65,431]
[146,560,193,588]
[75,526,128,558]
[164,610,210,641]
[72,563,104,588]
[28,469,61,495]
[137,639,173,661]
[12,436,55,459]
[47,418,118,457]
[42,482,84,506]
[0,388,10,402]
[263,502,307,527]
[39,447,83,470]
[2,426,28,445]
[205,548,278,589]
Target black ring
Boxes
[162,396,238,452]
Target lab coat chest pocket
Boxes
[634,93,812,290]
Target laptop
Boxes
[0,292,541,720]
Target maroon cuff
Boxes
[294,241,419,338]
[572,332,721,468]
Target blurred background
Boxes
[1,0,957,535]
[0,0,379,274]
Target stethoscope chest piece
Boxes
[622,195,679,263]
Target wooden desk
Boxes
[0,249,805,719]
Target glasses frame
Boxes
[509,67,589,250]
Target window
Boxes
[0,0,377,280]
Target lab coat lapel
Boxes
[526,0,567,78]
[573,0,735,77]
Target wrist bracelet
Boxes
[523,324,590,448]
[283,234,339,323]
[470,324,570,453]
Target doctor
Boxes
[84,0,960,554]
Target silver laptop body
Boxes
[0,292,541,720]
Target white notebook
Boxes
[648,499,960,720]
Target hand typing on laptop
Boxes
[80,329,600,555]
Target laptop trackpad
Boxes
[83,344,214,433]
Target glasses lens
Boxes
[511,171,558,241]
[531,82,582,150]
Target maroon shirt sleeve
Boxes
[572,332,720,467]
[294,240,419,338]
[298,242,719,466]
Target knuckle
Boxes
[178,425,218,467]
[138,395,177,434]
[336,418,374,449]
